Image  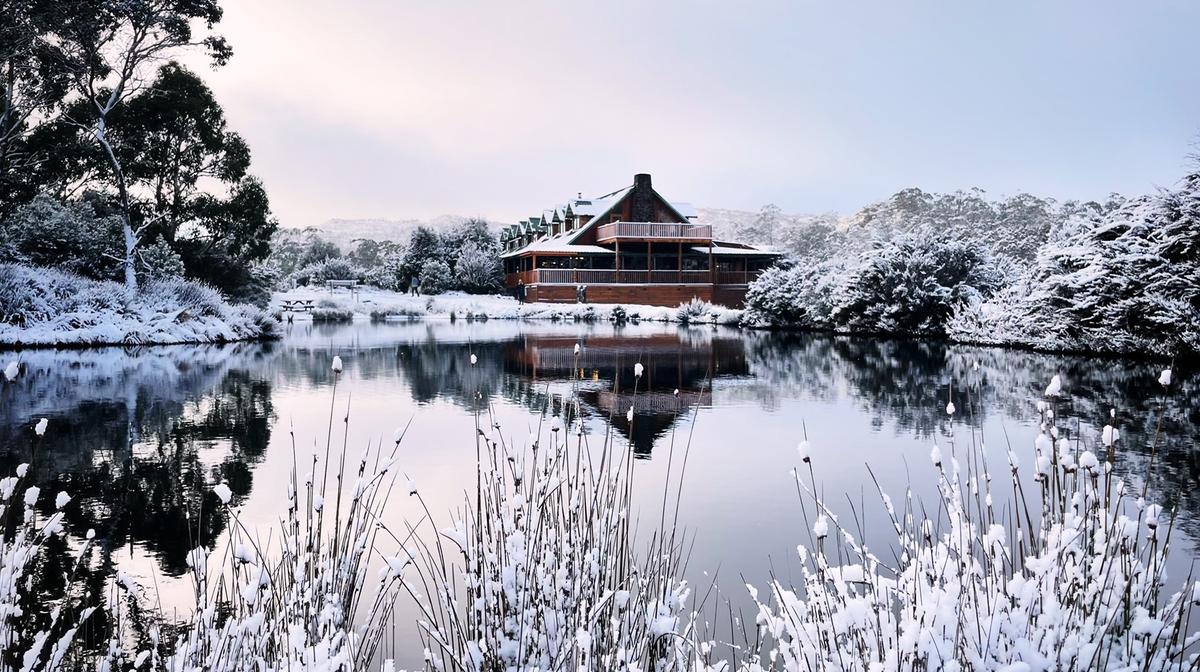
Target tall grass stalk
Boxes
[736,372,1200,671]
[395,355,696,671]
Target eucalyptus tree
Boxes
[52,0,231,292]
[0,0,70,215]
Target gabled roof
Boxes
[503,179,711,258]
[500,226,614,258]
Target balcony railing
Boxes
[595,222,712,242]
[505,269,764,286]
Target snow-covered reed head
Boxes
[739,372,1200,672]
[401,399,694,671]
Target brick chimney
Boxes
[631,173,654,222]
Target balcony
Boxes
[506,268,764,286]
[595,221,712,243]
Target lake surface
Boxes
[2,320,1197,667]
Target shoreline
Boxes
[4,281,1184,361]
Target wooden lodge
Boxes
[501,173,779,307]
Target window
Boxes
[609,214,622,223]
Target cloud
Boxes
[189,0,1200,229]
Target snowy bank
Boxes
[0,263,277,348]
[273,285,743,325]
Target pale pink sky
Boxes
[199,0,1200,229]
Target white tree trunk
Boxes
[122,215,138,293]
[94,119,138,294]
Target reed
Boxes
[733,370,1200,671]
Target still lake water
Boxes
[2,320,1197,665]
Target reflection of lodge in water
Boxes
[502,332,749,456]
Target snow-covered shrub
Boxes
[293,257,362,286]
[949,171,1200,357]
[454,245,502,293]
[0,263,275,346]
[310,307,354,323]
[830,233,1004,335]
[406,368,691,671]
[0,193,124,280]
[739,374,1200,671]
[138,236,186,280]
[676,297,716,324]
[744,260,846,328]
[418,259,453,295]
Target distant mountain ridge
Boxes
[302,188,1087,262]
[294,208,808,248]
[286,215,506,249]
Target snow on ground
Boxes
[0,263,275,348]
[273,286,743,325]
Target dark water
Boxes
[2,320,1197,665]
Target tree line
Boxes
[744,161,1200,358]
[267,219,503,295]
[0,0,276,303]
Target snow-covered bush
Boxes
[744,260,846,328]
[949,171,1200,357]
[405,366,691,671]
[738,374,1200,671]
[830,233,1004,335]
[418,259,453,295]
[0,193,124,280]
[454,245,502,293]
[293,257,362,286]
[676,297,716,324]
[138,236,186,280]
[746,235,1002,336]
[0,263,275,346]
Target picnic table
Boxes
[281,299,315,312]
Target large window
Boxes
[619,253,648,270]
[652,254,680,271]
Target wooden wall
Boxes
[526,283,747,308]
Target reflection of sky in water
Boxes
[1,320,1196,668]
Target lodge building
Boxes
[500,173,779,307]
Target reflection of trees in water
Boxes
[2,324,1196,651]
[741,331,1200,534]
[0,346,278,653]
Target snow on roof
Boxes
[672,201,698,218]
[506,181,701,250]
[501,237,615,258]
[690,242,780,256]
[502,225,615,258]
[570,186,632,218]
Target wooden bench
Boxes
[325,279,360,299]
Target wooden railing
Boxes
[533,269,713,284]
[716,270,760,285]
[595,222,712,242]
[507,268,765,286]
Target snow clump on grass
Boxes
[738,372,1200,671]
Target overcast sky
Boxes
[198,1,1200,229]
